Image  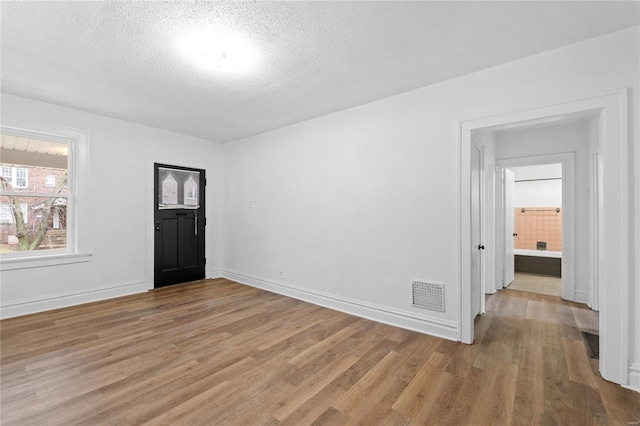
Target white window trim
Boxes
[0,117,92,270]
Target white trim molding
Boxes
[223,269,458,341]
[207,269,224,279]
[459,89,630,387]
[0,279,147,319]
[0,252,92,271]
[573,292,589,305]
[627,363,640,393]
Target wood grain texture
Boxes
[2,279,639,425]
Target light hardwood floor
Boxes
[1,278,638,425]
[507,273,561,297]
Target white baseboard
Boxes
[0,279,149,319]
[626,363,640,393]
[222,269,458,341]
[207,269,224,279]
[573,291,589,305]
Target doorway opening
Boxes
[507,163,562,297]
[459,90,629,386]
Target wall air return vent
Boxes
[411,280,444,312]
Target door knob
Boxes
[478,245,485,250]
[513,233,518,237]
[155,226,161,231]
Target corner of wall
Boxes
[207,269,224,279]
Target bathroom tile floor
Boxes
[507,272,561,297]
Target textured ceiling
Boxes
[1,1,638,143]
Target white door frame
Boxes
[588,116,602,312]
[471,137,485,316]
[483,150,496,296]
[458,90,629,386]
[503,168,516,288]
[496,153,575,301]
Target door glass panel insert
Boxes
[157,167,200,209]
[184,176,198,206]
[161,174,178,205]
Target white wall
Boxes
[512,163,562,180]
[511,164,562,208]
[222,26,639,380]
[0,94,224,316]
[513,179,562,208]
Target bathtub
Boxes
[514,249,561,276]
[514,249,561,258]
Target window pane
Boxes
[0,202,28,224]
[46,175,56,187]
[14,168,28,188]
[0,136,68,194]
[0,195,67,252]
[0,203,12,223]
[1,167,11,180]
[157,167,200,209]
[2,165,69,195]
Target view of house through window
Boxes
[0,134,69,253]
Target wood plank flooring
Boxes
[507,273,561,298]
[1,278,639,425]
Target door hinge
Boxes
[204,217,207,226]
[204,257,207,264]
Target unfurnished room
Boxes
[1,1,639,424]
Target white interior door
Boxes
[471,144,482,317]
[484,153,495,293]
[504,168,515,286]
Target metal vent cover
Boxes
[412,280,444,311]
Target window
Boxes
[0,118,91,269]
[1,167,28,188]
[46,175,56,187]
[15,167,28,188]
[0,203,28,224]
[1,203,13,223]
[1,138,68,253]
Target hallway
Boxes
[507,272,562,297]
[478,288,636,423]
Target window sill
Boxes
[0,252,92,271]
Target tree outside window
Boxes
[0,135,69,253]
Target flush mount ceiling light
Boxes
[176,30,258,74]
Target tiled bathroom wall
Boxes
[514,207,562,251]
